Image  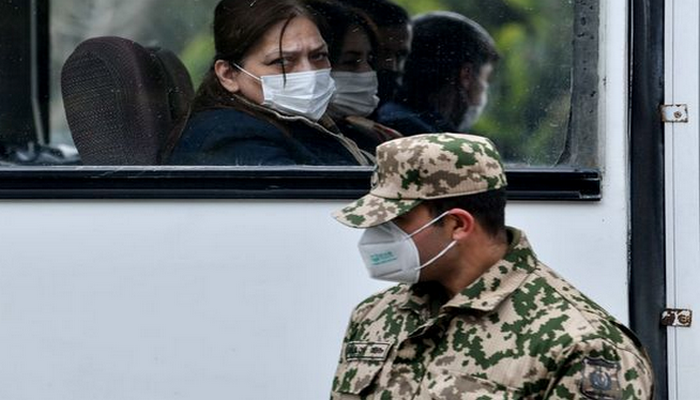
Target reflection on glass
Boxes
[0,0,584,167]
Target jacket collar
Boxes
[400,227,538,315]
[226,94,372,165]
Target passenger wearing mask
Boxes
[305,0,402,153]
[168,0,371,166]
[341,0,412,108]
[377,12,499,135]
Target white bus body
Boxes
[0,0,695,399]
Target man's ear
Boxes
[459,63,474,89]
[214,60,240,93]
[447,209,476,240]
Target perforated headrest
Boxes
[150,47,195,160]
[61,36,193,165]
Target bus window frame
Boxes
[0,167,600,200]
[0,0,601,201]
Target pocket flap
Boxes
[427,368,522,399]
[335,341,392,394]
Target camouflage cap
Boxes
[332,133,507,228]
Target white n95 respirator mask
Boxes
[357,212,456,284]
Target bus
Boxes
[0,0,688,398]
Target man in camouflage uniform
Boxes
[330,133,653,399]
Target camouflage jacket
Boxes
[331,228,654,399]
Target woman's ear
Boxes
[447,208,476,241]
[214,60,240,93]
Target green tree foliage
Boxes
[394,0,574,165]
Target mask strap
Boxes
[405,210,455,270]
[232,63,261,82]
[407,211,452,238]
[417,240,457,270]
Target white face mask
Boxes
[357,211,457,284]
[235,64,336,121]
[330,71,380,118]
[458,85,488,132]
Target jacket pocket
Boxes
[426,367,522,400]
[333,341,392,398]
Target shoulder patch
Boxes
[344,341,392,361]
[579,357,622,400]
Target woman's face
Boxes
[216,16,331,104]
[334,25,374,73]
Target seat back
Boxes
[61,36,194,165]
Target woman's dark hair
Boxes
[424,188,506,238]
[340,0,410,29]
[304,0,378,66]
[400,11,500,114]
[193,0,315,112]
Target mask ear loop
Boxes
[416,241,457,270]
[232,63,262,82]
[404,210,456,270]
[407,211,452,238]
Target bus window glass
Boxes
[0,0,597,169]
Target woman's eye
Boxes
[341,58,363,67]
[312,52,329,62]
[268,57,291,67]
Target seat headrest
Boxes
[149,47,195,160]
[61,36,193,165]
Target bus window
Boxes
[0,0,601,199]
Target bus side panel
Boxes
[0,198,628,399]
[0,1,632,398]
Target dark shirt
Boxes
[334,119,380,154]
[168,108,360,166]
[376,101,456,136]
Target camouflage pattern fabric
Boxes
[331,228,654,399]
[333,133,507,228]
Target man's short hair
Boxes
[424,188,506,238]
[401,11,499,108]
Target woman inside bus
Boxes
[167,0,370,166]
[305,0,401,153]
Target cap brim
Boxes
[332,193,422,228]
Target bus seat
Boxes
[60,36,194,165]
